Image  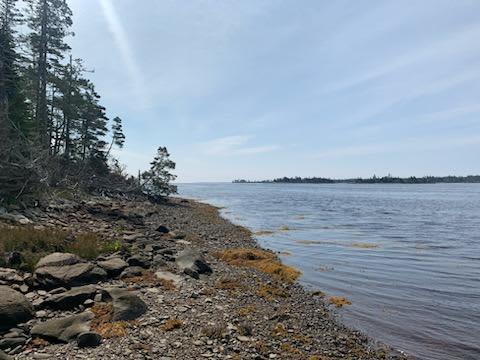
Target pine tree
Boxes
[25,0,72,150]
[106,116,125,157]
[141,147,177,197]
[0,0,29,139]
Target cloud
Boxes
[322,23,480,94]
[99,0,147,107]
[200,135,279,156]
[314,134,480,159]
[416,104,480,124]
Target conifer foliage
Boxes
[0,0,175,204]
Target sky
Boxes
[67,0,480,182]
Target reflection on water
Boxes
[178,183,480,360]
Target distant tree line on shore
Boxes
[233,175,480,184]
[0,0,176,205]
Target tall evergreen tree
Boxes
[25,0,72,150]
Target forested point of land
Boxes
[233,175,480,184]
[0,0,175,205]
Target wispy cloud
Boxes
[314,134,480,159]
[322,23,480,94]
[200,135,279,156]
[99,0,147,107]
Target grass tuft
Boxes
[201,323,227,339]
[0,226,124,271]
[90,303,129,338]
[161,318,183,331]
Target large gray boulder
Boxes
[40,285,99,310]
[175,249,212,279]
[34,253,107,289]
[31,311,94,342]
[0,286,34,331]
[106,287,147,321]
[97,258,128,277]
[0,350,11,360]
[77,331,102,348]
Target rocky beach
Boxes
[0,195,408,359]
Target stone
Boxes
[34,253,107,289]
[0,212,30,225]
[36,253,80,268]
[127,255,151,269]
[155,271,183,288]
[152,255,167,267]
[5,252,22,267]
[106,288,147,321]
[119,266,143,279]
[97,258,128,277]
[0,268,23,284]
[77,331,102,348]
[0,337,26,350]
[40,285,99,310]
[0,286,34,331]
[175,249,212,279]
[35,310,47,318]
[156,225,170,234]
[31,311,94,343]
[0,350,11,360]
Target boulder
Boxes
[127,254,151,269]
[119,266,143,279]
[175,249,212,279]
[40,285,99,310]
[0,268,23,285]
[0,337,26,350]
[77,331,102,348]
[36,253,79,268]
[31,311,94,343]
[106,288,147,321]
[0,286,34,331]
[155,271,183,288]
[0,212,31,225]
[34,253,107,289]
[0,350,11,360]
[97,258,128,277]
[156,225,169,234]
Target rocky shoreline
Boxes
[0,196,408,359]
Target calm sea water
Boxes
[178,183,480,360]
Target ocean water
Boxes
[178,183,480,360]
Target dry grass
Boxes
[201,323,227,339]
[272,323,288,337]
[29,337,50,348]
[161,318,183,331]
[256,283,289,300]
[237,305,257,317]
[214,248,301,283]
[216,277,243,291]
[124,270,177,290]
[0,226,123,271]
[90,303,129,338]
[328,296,352,308]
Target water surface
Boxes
[178,183,480,360]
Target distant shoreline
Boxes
[233,175,480,184]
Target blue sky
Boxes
[68,0,480,182]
